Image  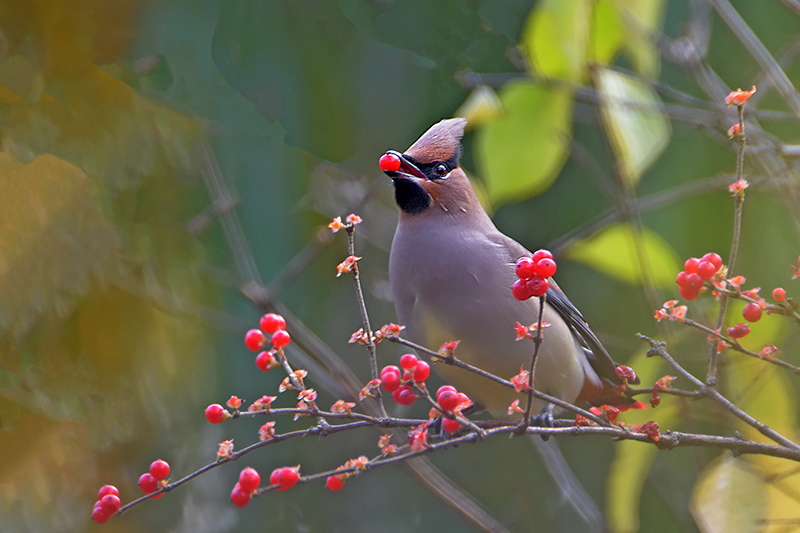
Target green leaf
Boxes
[595,68,671,188]
[475,82,573,206]
[522,0,591,82]
[565,222,681,286]
[691,454,768,533]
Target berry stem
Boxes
[345,225,387,418]
[708,104,747,386]
[521,294,547,426]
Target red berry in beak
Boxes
[380,153,402,172]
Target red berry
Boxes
[526,275,549,297]
[773,287,786,302]
[413,360,431,382]
[138,473,159,494]
[696,261,717,280]
[442,417,461,433]
[684,257,700,274]
[456,392,472,409]
[535,258,557,278]
[399,353,418,371]
[742,302,762,322]
[380,369,401,393]
[256,350,276,371]
[436,385,457,398]
[99,494,121,514]
[260,313,286,334]
[244,329,267,351]
[270,467,300,491]
[676,271,689,288]
[679,286,699,301]
[92,504,111,524]
[98,485,119,500]
[437,390,460,412]
[379,153,402,173]
[271,329,291,349]
[685,273,703,290]
[205,403,226,424]
[512,278,532,301]
[727,323,750,339]
[239,467,261,492]
[701,252,723,271]
[149,459,170,480]
[515,257,537,279]
[392,385,417,406]
[230,482,251,507]
[531,249,553,263]
[326,475,345,491]
[381,365,401,378]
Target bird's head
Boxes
[380,118,479,217]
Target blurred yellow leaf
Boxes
[455,86,502,128]
[565,222,681,286]
[591,0,625,65]
[0,154,121,338]
[522,0,591,82]
[476,82,573,206]
[616,0,666,77]
[596,68,671,188]
[607,349,678,533]
[691,454,767,533]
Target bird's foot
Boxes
[529,404,556,441]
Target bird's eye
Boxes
[434,164,448,177]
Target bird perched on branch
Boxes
[381,118,635,420]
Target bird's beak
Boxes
[380,150,428,182]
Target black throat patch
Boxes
[393,178,431,215]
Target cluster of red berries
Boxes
[245,313,291,355]
[512,250,557,301]
[675,253,723,300]
[230,467,262,507]
[379,353,431,406]
[435,385,472,433]
[91,485,121,524]
[138,459,171,500]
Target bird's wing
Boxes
[487,230,629,385]
[544,286,623,384]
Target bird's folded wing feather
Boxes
[545,286,624,384]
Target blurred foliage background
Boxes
[1,0,799,531]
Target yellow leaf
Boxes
[607,349,677,533]
[615,0,666,77]
[455,86,502,128]
[522,0,591,82]
[691,454,768,533]
[595,68,671,188]
[0,154,121,337]
[476,82,573,206]
[565,222,681,286]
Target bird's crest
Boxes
[405,118,467,164]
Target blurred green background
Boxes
[1,1,799,531]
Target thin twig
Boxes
[707,104,747,385]
[345,225,387,417]
[639,334,800,452]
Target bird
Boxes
[381,117,633,420]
